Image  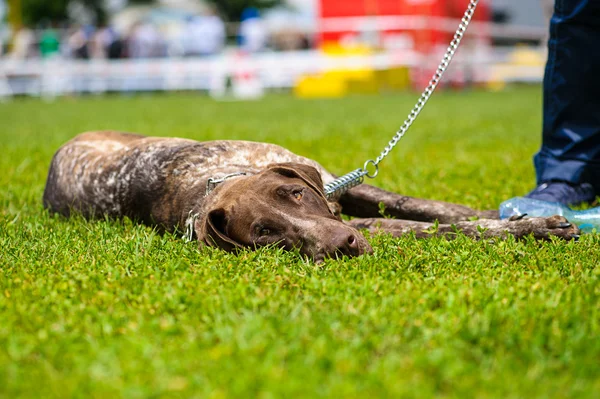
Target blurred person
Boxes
[271,30,311,51]
[126,22,144,58]
[238,7,267,53]
[127,22,166,58]
[10,25,35,59]
[520,0,600,205]
[90,25,118,59]
[181,8,226,57]
[123,23,137,58]
[39,27,60,58]
[67,25,89,59]
[107,30,125,59]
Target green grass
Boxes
[1,87,599,398]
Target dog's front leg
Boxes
[346,216,579,241]
[338,184,498,223]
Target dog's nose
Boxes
[347,234,358,250]
[333,231,360,257]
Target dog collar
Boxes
[205,172,249,196]
[184,210,199,242]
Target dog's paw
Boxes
[511,215,580,241]
[543,215,580,240]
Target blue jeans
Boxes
[533,0,600,189]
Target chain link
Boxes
[325,0,480,199]
[372,0,479,167]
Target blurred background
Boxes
[0,0,552,100]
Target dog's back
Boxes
[43,131,333,230]
[43,132,187,223]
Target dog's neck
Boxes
[185,174,252,241]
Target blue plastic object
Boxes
[499,197,600,233]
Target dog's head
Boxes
[195,163,372,262]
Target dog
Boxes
[43,132,579,261]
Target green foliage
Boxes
[19,0,277,27]
[21,0,68,25]
[21,0,120,26]
[1,88,599,397]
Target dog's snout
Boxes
[332,230,361,257]
[300,219,372,261]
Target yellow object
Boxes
[509,47,545,66]
[294,70,378,98]
[321,42,373,56]
[294,44,411,98]
[294,75,348,98]
[376,67,411,91]
[294,66,411,99]
[486,46,545,91]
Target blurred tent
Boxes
[261,7,314,51]
[263,6,315,33]
[111,0,207,35]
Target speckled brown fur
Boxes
[43,131,334,230]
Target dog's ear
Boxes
[195,208,242,252]
[267,163,326,197]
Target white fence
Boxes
[0,50,418,97]
[0,47,543,99]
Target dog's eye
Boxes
[293,190,303,200]
[254,224,273,238]
[259,227,271,237]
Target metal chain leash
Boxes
[324,0,480,199]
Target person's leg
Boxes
[529,0,600,204]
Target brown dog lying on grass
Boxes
[43,132,579,261]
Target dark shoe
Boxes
[526,181,596,206]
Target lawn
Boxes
[1,87,599,398]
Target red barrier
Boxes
[319,0,489,51]
[318,0,491,88]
